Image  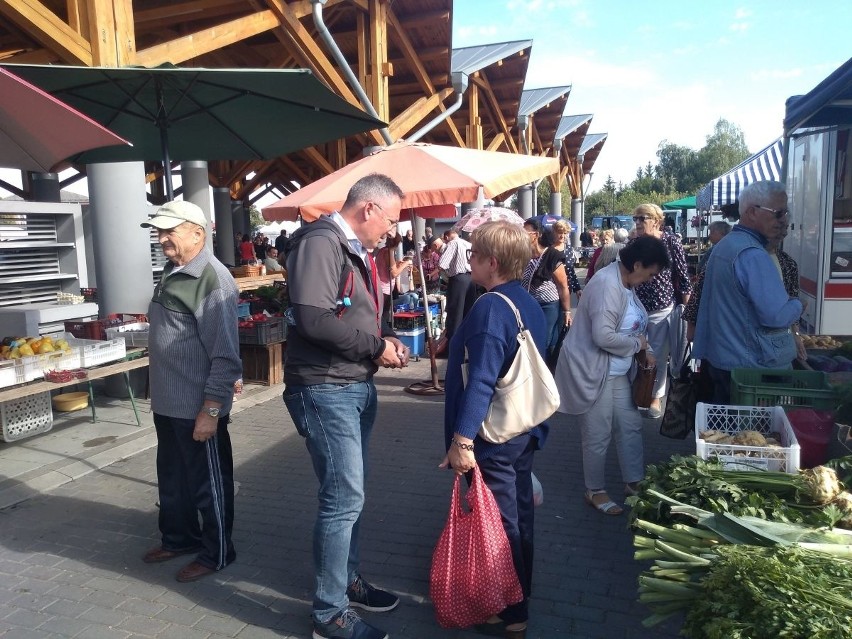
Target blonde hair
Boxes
[471,221,531,281]
[600,229,614,244]
[633,203,664,224]
[552,220,570,234]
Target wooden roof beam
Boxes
[262,0,384,146]
[385,4,463,146]
[486,133,506,152]
[397,9,450,29]
[0,0,92,65]
[470,73,518,153]
[388,87,452,139]
[135,10,280,66]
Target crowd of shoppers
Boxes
[137,177,806,639]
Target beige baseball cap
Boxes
[141,200,207,229]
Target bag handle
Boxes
[450,466,485,519]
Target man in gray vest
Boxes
[140,200,242,583]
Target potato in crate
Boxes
[695,403,801,473]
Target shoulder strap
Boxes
[484,291,524,331]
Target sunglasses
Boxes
[632,216,649,222]
[753,205,789,219]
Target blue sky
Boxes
[453,0,850,190]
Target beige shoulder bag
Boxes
[462,292,560,444]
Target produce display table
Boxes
[233,273,284,292]
[0,353,149,433]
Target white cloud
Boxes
[730,21,750,32]
[750,68,804,81]
[734,7,753,19]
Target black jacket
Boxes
[284,216,393,386]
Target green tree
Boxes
[694,118,750,184]
[656,141,700,192]
[248,204,264,232]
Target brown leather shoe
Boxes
[142,546,199,564]
[176,560,215,583]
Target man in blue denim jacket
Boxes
[693,181,803,403]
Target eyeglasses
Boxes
[632,216,648,222]
[753,205,789,219]
[466,249,479,261]
[371,202,399,230]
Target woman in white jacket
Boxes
[554,236,669,515]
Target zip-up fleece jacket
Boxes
[284,216,393,386]
[148,246,242,418]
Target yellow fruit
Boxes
[37,342,55,354]
[29,339,42,351]
[18,344,34,357]
[10,348,20,358]
[41,335,53,343]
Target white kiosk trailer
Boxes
[783,56,852,336]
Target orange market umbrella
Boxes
[0,67,129,173]
[262,141,559,222]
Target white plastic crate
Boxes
[20,348,81,382]
[0,359,24,389]
[65,333,126,367]
[0,391,53,442]
[105,322,149,347]
[695,403,801,473]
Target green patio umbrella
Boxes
[1,63,386,200]
[662,195,696,210]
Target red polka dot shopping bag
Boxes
[429,466,523,628]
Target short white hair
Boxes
[739,181,787,216]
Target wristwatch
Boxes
[204,406,221,418]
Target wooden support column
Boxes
[366,0,389,124]
[466,82,482,149]
[86,0,136,66]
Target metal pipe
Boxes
[408,72,468,142]
[311,0,393,146]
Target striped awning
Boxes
[696,138,783,210]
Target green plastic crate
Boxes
[730,368,836,410]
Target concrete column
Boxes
[27,172,61,202]
[570,198,583,249]
[181,161,213,252]
[213,187,235,266]
[517,184,534,219]
[89,162,152,399]
[550,191,562,219]
[87,162,152,316]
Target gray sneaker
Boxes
[347,575,400,613]
[312,609,388,639]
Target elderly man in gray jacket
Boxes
[140,200,242,583]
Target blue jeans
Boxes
[282,380,377,623]
[538,300,561,361]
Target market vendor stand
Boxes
[0,350,148,442]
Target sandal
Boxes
[624,482,640,497]
[584,489,623,516]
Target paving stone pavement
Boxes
[0,359,695,639]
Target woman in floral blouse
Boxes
[631,203,692,418]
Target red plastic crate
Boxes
[64,313,147,341]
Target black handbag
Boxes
[659,344,713,439]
